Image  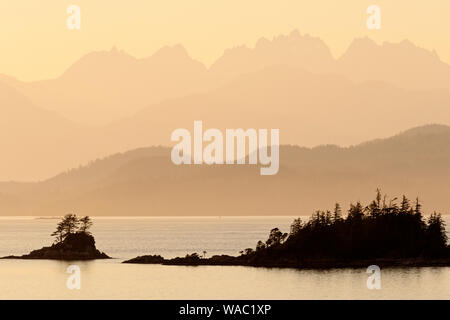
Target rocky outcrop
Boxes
[124,255,165,264]
[2,232,110,260]
[123,253,450,269]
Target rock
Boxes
[124,255,165,264]
[1,232,110,260]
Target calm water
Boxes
[0,216,449,300]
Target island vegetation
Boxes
[124,191,450,268]
[2,214,110,260]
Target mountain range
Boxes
[3,30,450,126]
[1,30,450,183]
[1,124,449,216]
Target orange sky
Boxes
[1,0,450,81]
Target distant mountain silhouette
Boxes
[1,45,209,125]
[394,124,450,137]
[1,125,450,216]
[0,81,88,181]
[2,31,450,181]
[337,38,450,91]
[100,66,450,150]
[2,64,450,181]
[209,30,335,79]
[2,30,450,127]
[210,31,450,91]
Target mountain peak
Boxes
[61,48,136,78]
[338,37,450,90]
[150,44,191,60]
[255,37,271,49]
[210,30,334,75]
[397,124,450,137]
[79,47,134,60]
[345,37,378,52]
[343,37,439,61]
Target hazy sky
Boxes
[1,0,450,81]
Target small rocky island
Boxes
[124,191,450,269]
[2,214,110,260]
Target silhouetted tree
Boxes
[256,241,266,251]
[265,228,288,248]
[79,216,93,234]
[290,218,302,236]
[62,214,79,234]
[51,214,95,243]
[250,190,449,262]
[333,203,342,222]
[51,214,79,242]
[348,202,364,221]
[414,197,423,218]
[425,212,448,256]
[51,221,65,244]
[400,195,410,214]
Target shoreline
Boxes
[122,255,450,269]
[1,255,449,270]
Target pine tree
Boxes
[414,197,423,218]
[332,203,343,222]
[400,195,410,214]
[290,218,302,236]
[51,221,65,244]
[51,214,79,243]
[79,216,93,234]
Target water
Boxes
[0,216,449,300]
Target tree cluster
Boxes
[51,214,93,243]
[246,190,449,261]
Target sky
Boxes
[1,0,450,81]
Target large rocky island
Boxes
[124,192,450,269]
[2,214,110,260]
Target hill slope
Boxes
[0,81,88,181]
[1,125,450,216]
